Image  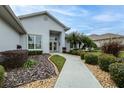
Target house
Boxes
[0,5,70,53]
[0,6,26,52]
[89,33,124,47]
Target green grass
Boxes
[50,55,66,72]
[118,52,124,58]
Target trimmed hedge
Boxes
[68,49,83,56]
[109,63,124,87]
[0,65,5,87]
[84,53,98,65]
[0,50,28,69]
[69,50,78,55]
[98,54,116,72]
[28,50,43,55]
[80,52,86,60]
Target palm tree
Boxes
[66,31,81,49]
[81,35,97,50]
[66,31,97,50]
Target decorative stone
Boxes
[2,54,57,88]
[85,63,117,88]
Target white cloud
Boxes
[11,5,89,17]
[92,13,123,22]
[47,9,79,16]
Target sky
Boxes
[10,5,124,35]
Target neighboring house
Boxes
[0,5,70,53]
[89,33,124,47]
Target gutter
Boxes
[3,6,27,34]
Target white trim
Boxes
[27,34,42,50]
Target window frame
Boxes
[27,34,42,50]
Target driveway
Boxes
[54,53,102,88]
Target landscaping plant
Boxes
[0,65,5,87]
[98,54,116,72]
[109,63,124,87]
[23,59,38,68]
[101,40,122,57]
[0,50,28,69]
[84,53,98,65]
[28,50,43,55]
[80,52,86,60]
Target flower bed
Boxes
[2,54,56,88]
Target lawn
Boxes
[118,52,124,58]
[50,55,66,72]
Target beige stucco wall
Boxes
[94,38,124,47]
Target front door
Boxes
[49,41,58,52]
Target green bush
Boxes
[69,50,78,55]
[23,59,38,68]
[84,53,98,65]
[0,65,5,87]
[80,52,86,60]
[69,49,83,55]
[28,50,43,55]
[109,63,124,87]
[98,54,116,72]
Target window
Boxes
[28,34,42,50]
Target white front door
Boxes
[49,41,58,52]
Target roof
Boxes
[89,33,124,41]
[18,11,70,31]
[0,6,26,34]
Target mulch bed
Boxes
[85,63,117,88]
[2,54,56,88]
[18,76,57,88]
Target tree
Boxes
[66,31,97,50]
[81,35,97,50]
[66,31,81,49]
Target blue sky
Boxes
[11,5,124,35]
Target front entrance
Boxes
[49,41,58,52]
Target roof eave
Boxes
[3,6,27,34]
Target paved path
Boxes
[54,53,102,88]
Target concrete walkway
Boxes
[54,53,102,88]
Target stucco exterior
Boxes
[20,14,67,53]
[0,6,69,53]
[89,33,124,47]
[0,17,20,51]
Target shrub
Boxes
[69,50,78,55]
[109,63,124,87]
[98,54,116,72]
[101,40,122,57]
[0,50,28,69]
[28,50,43,55]
[84,53,98,65]
[69,49,83,55]
[0,65,5,87]
[80,52,86,60]
[23,59,38,68]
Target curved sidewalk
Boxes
[54,53,102,88]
